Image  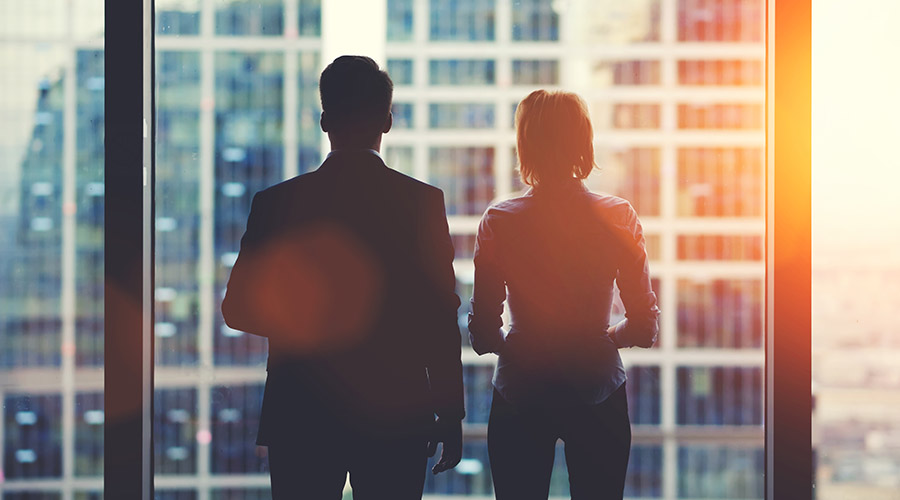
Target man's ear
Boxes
[320,112,329,133]
[382,111,392,134]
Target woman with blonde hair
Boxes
[468,90,660,499]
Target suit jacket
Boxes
[221,150,465,444]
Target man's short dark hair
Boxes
[319,55,393,141]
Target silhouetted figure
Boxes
[468,90,660,499]
[222,55,464,499]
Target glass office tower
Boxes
[1,0,764,498]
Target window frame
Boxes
[104,0,154,499]
[102,1,812,498]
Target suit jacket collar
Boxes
[318,149,388,173]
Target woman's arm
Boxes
[610,202,660,348]
[467,209,507,355]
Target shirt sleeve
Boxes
[468,208,507,355]
[610,202,660,349]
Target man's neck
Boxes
[328,134,382,153]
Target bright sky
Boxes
[813,0,900,266]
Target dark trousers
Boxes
[488,383,631,500]
[267,426,428,500]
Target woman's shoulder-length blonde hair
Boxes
[515,89,597,187]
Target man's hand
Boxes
[426,416,463,474]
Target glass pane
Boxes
[813,2,900,498]
[155,2,321,496]
[1,1,104,497]
[215,0,284,36]
[151,0,766,497]
[429,0,496,41]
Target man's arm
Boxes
[419,189,465,474]
[420,189,466,420]
[221,192,268,336]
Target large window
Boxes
[0,2,104,497]
[149,0,766,498]
[2,0,827,499]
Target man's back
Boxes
[222,150,464,440]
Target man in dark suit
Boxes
[221,55,465,499]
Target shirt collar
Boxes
[326,149,382,160]
[527,178,588,196]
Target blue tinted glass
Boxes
[210,489,272,500]
[678,445,764,498]
[210,384,268,474]
[391,102,415,129]
[154,388,198,474]
[429,103,495,129]
[429,59,495,85]
[3,394,63,478]
[213,51,283,366]
[297,51,321,174]
[430,0,496,41]
[156,51,202,366]
[462,364,493,424]
[627,366,662,425]
[215,0,284,36]
[424,440,493,494]
[511,59,558,85]
[4,63,64,369]
[74,392,104,476]
[511,0,559,41]
[155,491,198,500]
[388,0,414,41]
[677,366,763,425]
[297,0,321,36]
[383,146,415,177]
[626,445,664,498]
[429,147,495,215]
[3,493,62,500]
[156,3,201,35]
[387,58,414,85]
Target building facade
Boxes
[1,0,765,498]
